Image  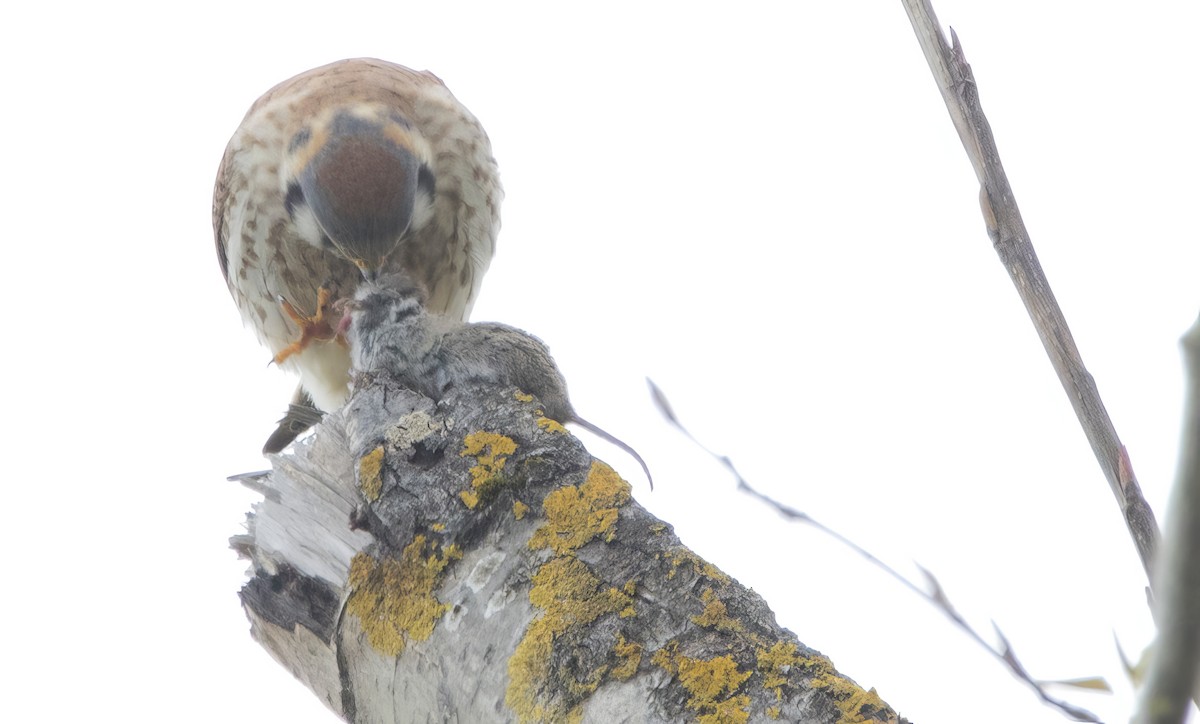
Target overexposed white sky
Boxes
[4,2,1197,722]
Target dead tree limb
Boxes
[232,377,907,723]
[900,0,1161,582]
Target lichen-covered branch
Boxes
[899,0,1160,582]
[233,377,907,723]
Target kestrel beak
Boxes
[355,259,380,282]
[294,110,429,273]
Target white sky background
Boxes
[4,1,1197,722]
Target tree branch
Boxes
[1135,315,1200,723]
[650,379,1106,722]
[232,378,908,723]
[899,0,1160,582]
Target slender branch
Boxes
[649,379,1105,722]
[898,0,1160,583]
[1135,315,1200,723]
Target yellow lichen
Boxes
[766,705,781,719]
[800,653,896,724]
[528,461,631,555]
[692,588,745,633]
[458,432,518,509]
[514,391,535,403]
[654,644,752,724]
[506,556,634,723]
[537,416,567,434]
[513,500,530,520]
[431,522,446,532]
[619,580,638,618]
[345,535,461,657]
[611,635,643,680]
[651,642,675,670]
[757,642,802,700]
[667,548,731,584]
[358,445,385,502]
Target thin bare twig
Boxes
[649,379,1105,722]
[898,0,1160,583]
[1135,316,1200,723]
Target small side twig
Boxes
[650,379,1106,723]
[898,0,1160,583]
[1135,316,1200,724]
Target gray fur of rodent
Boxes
[349,273,653,489]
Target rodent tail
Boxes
[571,416,654,491]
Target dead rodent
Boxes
[347,272,653,488]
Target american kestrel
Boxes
[213,58,501,452]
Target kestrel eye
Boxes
[213,58,501,454]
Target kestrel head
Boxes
[284,104,436,277]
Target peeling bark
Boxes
[234,377,906,723]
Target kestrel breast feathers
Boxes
[213,58,501,452]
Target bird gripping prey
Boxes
[213,58,501,452]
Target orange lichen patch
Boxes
[458,432,518,509]
[653,643,752,724]
[757,642,802,700]
[667,547,731,584]
[344,535,462,657]
[612,635,643,680]
[529,461,631,555]
[800,653,896,724]
[358,445,385,502]
[692,588,744,633]
[505,556,635,723]
[513,500,530,520]
[537,416,567,434]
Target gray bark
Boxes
[233,376,906,723]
